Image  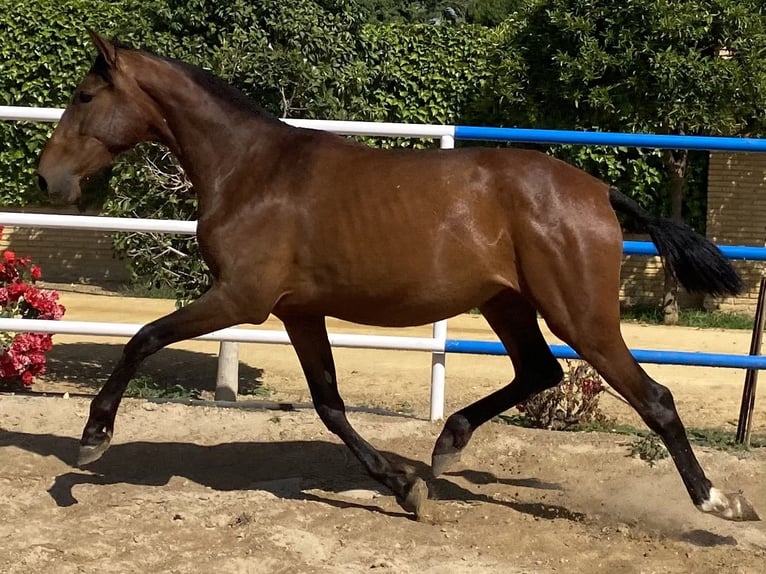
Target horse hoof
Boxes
[400,477,430,519]
[431,451,461,477]
[77,438,112,466]
[698,488,761,521]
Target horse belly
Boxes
[279,272,508,328]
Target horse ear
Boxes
[88,30,118,69]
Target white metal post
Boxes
[215,341,240,401]
[429,134,455,421]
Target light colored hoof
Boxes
[77,437,112,467]
[431,451,461,477]
[698,488,760,522]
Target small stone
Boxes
[62,392,70,399]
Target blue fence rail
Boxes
[623,241,766,261]
[454,125,766,152]
[446,340,766,370]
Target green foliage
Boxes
[465,0,525,26]
[360,22,522,147]
[621,304,755,329]
[506,0,766,226]
[104,144,207,306]
[357,0,525,25]
[0,0,135,205]
[124,374,201,399]
[687,428,766,451]
[631,428,766,465]
[121,0,370,119]
[515,0,766,135]
[357,1,446,23]
[629,433,669,466]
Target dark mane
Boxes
[173,59,282,123]
[96,40,281,124]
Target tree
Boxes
[117,0,370,119]
[511,0,766,322]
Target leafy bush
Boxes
[515,360,608,430]
[119,0,370,120]
[124,374,201,399]
[104,144,206,305]
[0,0,136,206]
[0,226,66,387]
[629,433,669,466]
[361,23,510,127]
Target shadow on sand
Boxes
[1,428,584,523]
[42,342,265,395]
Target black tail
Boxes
[608,187,743,297]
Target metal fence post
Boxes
[429,134,455,422]
[215,341,240,401]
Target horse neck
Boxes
[128,51,285,209]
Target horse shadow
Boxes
[1,428,579,522]
[43,342,265,395]
[0,429,746,546]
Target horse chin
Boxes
[48,176,83,206]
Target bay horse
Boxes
[38,33,758,521]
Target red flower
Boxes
[7,281,27,302]
[22,287,65,320]
[1,249,64,388]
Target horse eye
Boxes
[78,92,94,104]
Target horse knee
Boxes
[124,324,164,360]
[638,381,681,434]
[315,403,349,436]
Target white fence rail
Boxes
[0,105,452,420]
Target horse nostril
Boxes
[38,174,48,193]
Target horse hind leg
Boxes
[537,289,760,521]
[432,289,563,476]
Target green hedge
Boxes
[0,0,137,205]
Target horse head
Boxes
[38,32,167,205]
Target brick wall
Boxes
[707,152,766,313]
[0,206,130,286]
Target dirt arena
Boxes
[1,291,765,573]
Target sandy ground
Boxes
[1,291,766,573]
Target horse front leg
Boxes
[281,314,430,518]
[78,286,240,465]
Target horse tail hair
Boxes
[608,186,743,297]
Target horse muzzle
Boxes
[36,169,83,206]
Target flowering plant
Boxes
[516,360,608,430]
[0,225,66,387]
